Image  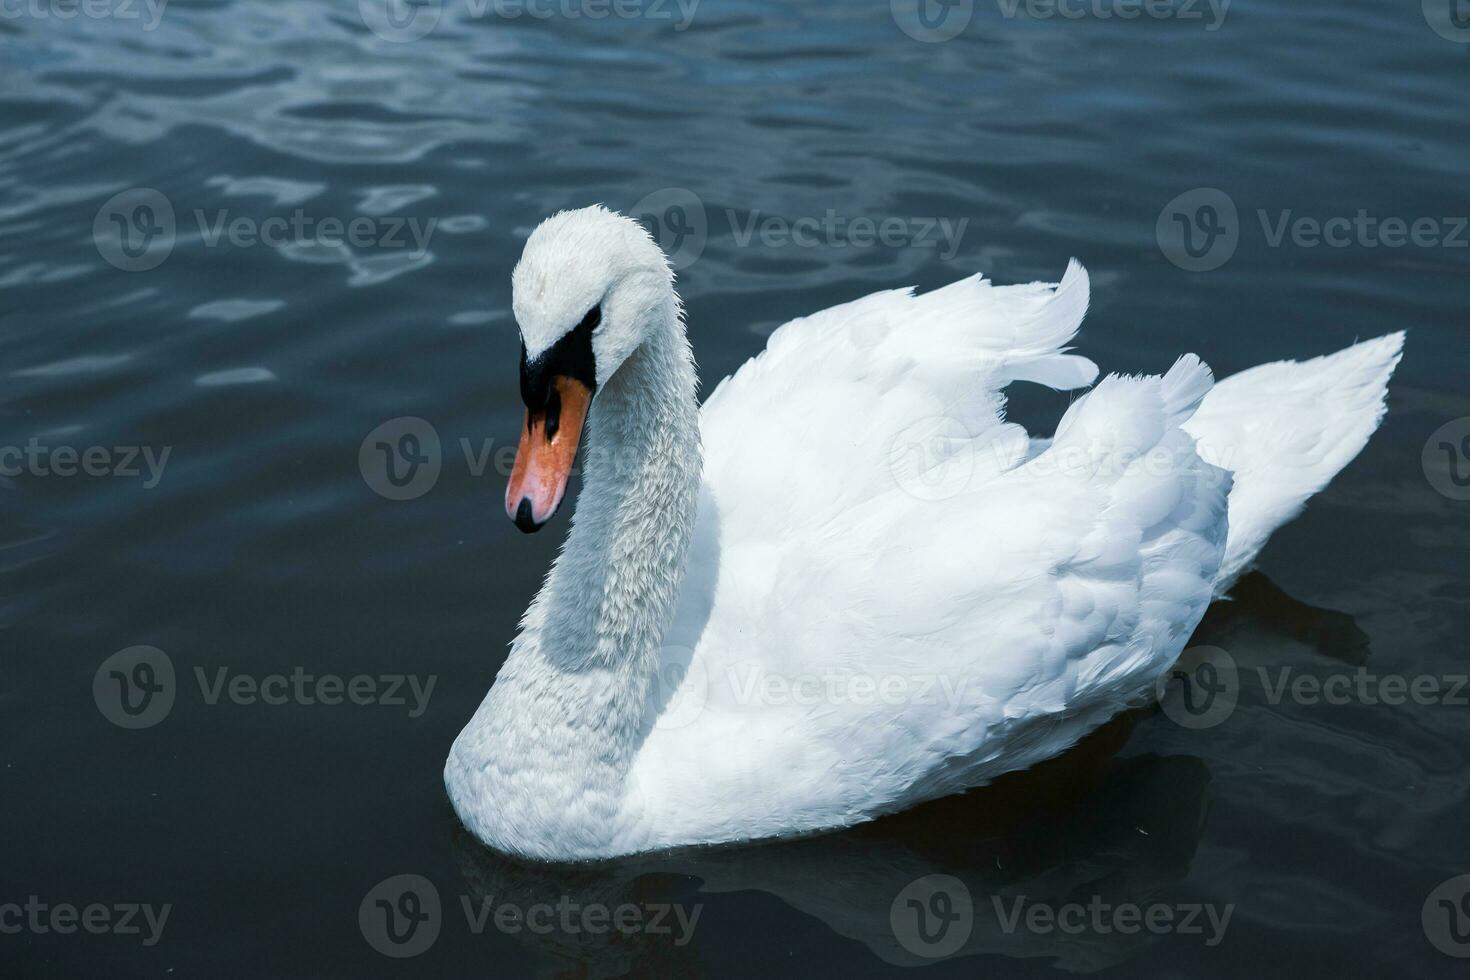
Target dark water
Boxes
[3,0,1469,976]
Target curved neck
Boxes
[448,296,701,859]
[538,297,702,670]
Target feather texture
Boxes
[445,207,1403,860]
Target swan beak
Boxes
[505,375,593,533]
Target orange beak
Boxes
[505,375,593,533]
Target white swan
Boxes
[446,205,1403,861]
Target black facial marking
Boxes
[519,304,600,412]
[544,386,562,441]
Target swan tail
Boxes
[1183,331,1405,595]
[1050,354,1217,470]
[1041,354,1231,646]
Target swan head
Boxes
[505,205,675,533]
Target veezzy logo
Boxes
[110,203,166,257]
[93,188,176,272]
[94,647,437,728]
[359,0,443,42]
[358,874,703,957]
[1424,875,1470,957]
[630,187,709,270]
[93,646,177,729]
[1424,419,1470,501]
[1442,435,1470,487]
[1155,646,1240,729]
[890,875,974,959]
[887,415,977,502]
[1424,0,1470,43]
[1157,188,1239,272]
[360,417,443,500]
[892,0,975,42]
[359,0,701,42]
[360,875,442,958]
[915,0,966,28]
[1174,207,1226,257]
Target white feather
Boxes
[445,206,1403,860]
[1184,332,1405,592]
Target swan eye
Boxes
[579,305,602,332]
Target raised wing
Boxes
[634,276,1230,849]
[698,262,1098,542]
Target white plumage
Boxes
[445,206,1403,861]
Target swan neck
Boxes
[545,299,701,668]
[444,297,701,859]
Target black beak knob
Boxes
[512,498,543,534]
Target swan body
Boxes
[446,206,1403,861]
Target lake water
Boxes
[3,0,1469,976]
